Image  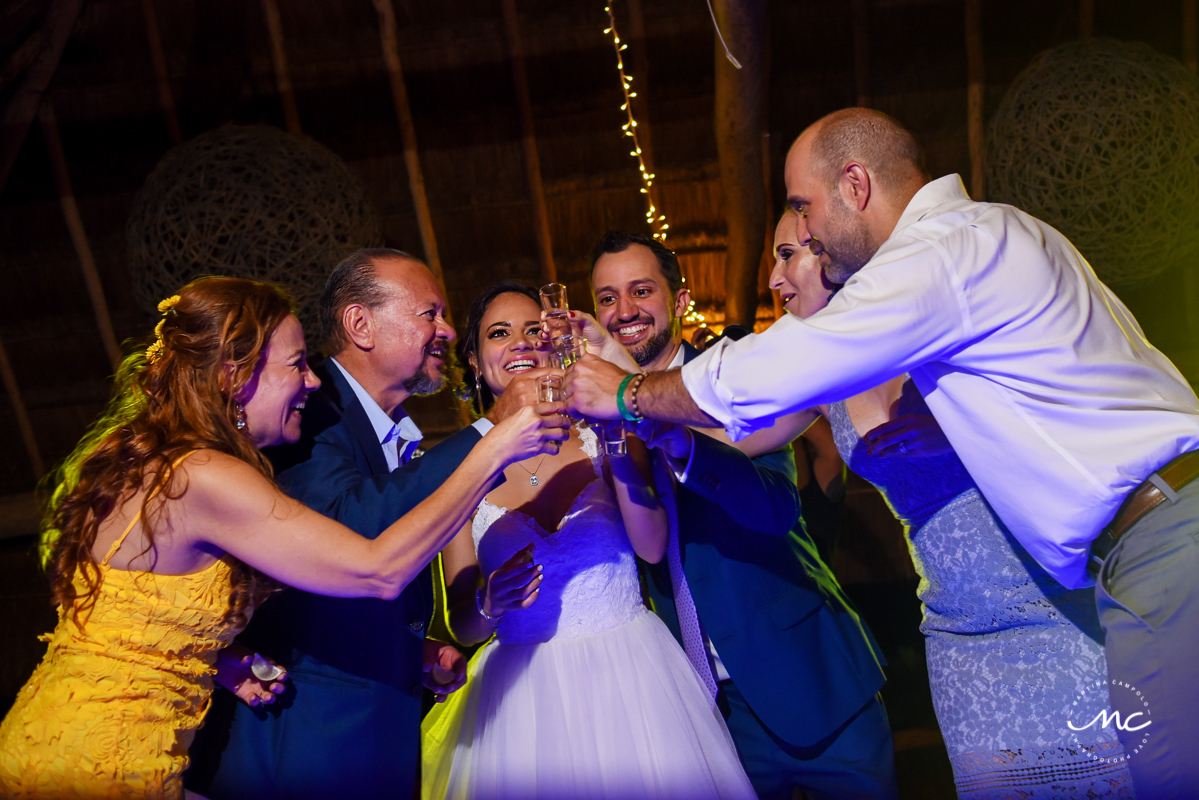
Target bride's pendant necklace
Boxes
[514,455,548,486]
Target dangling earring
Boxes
[474,373,482,399]
[235,402,247,431]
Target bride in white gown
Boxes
[422,283,753,800]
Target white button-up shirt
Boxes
[328,358,423,471]
[683,174,1199,589]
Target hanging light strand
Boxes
[603,6,667,242]
[603,5,705,323]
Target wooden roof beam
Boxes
[372,0,445,296]
[501,0,556,284]
[714,0,767,329]
[39,100,122,373]
[965,0,985,201]
[262,0,302,134]
[139,0,183,145]
[0,0,84,195]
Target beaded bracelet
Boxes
[616,374,641,422]
[476,585,503,622]
[628,373,648,420]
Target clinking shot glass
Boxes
[537,375,564,452]
[539,282,571,342]
[602,421,627,457]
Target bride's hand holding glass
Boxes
[482,402,570,463]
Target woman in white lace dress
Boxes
[422,282,753,800]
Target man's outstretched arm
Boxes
[563,354,719,428]
[638,369,720,427]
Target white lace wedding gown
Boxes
[422,429,754,800]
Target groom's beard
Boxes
[628,326,676,367]
[630,325,675,368]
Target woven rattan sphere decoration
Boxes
[127,124,381,330]
[988,39,1199,289]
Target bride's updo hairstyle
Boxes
[459,280,541,416]
[42,276,292,628]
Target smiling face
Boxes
[592,244,689,371]
[239,315,321,447]
[770,210,839,320]
[471,292,546,397]
[370,257,456,398]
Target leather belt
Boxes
[1088,448,1199,577]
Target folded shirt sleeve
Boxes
[682,236,970,440]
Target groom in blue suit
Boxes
[590,232,898,800]
[188,249,537,799]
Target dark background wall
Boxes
[2,0,1196,493]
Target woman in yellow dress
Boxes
[0,276,566,799]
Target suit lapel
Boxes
[317,362,391,478]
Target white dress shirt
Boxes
[328,358,423,470]
[683,174,1199,589]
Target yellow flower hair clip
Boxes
[147,294,181,364]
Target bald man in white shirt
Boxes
[563,108,1199,797]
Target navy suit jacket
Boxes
[188,362,483,799]
[642,342,886,747]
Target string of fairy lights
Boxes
[602,5,706,325]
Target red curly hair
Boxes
[41,276,295,629]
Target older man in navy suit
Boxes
[589,231,897,800]
[188,249,542,799]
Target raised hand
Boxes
[487,366,566,424]
[481,544,543,618]
[214,643,288,708]
[862,414,953,458]
[562,355,631,422]
[422,639,468,703]
[539,310,640,374]
[490,402,571,463]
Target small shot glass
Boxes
[602,422,627,457]
[539,282,571,340]
[537,375,563,402]
[537,375,565,451]
[550,332,577,352]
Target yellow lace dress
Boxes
[0,459,246,799]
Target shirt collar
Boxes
[668,344,685,370]
[891,174,971,235]
[328,358,422,446]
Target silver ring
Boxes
[898,441,907,455]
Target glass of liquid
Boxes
[536,375,563,403]
[540,282,574,349]
[602,421,627,457]
[558,340,586,367]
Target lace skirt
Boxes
[422,609,754,800]
[912,493,1136,798]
